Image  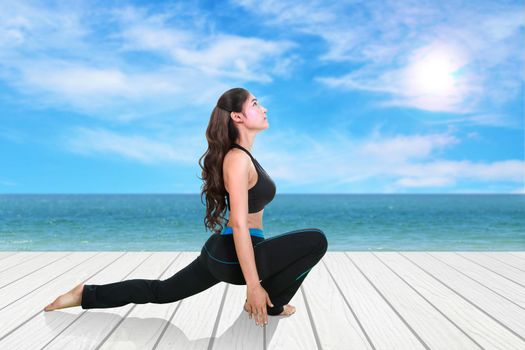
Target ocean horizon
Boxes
[1,194,523,252]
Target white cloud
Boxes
[117,21,296,80]
[0,2,89,52]
[395,176,455,188]
[317,41,482,113]
[233,0,525,117]
[357,132,459,161]
[61,126,204,164]
[0,2,296,121]
[118,21,296,81]
[1,1,522,194]
[254,126,524,192]
[55,121,524,193]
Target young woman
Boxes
[44,87,328,328]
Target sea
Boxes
[0,194,523,251]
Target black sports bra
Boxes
[225,143,276,213]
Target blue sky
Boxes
[0,0,523,194]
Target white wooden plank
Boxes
[0,252,70,287]
[43,252,167,349]
[212,283,264,349]
[351,251,478,349]
[324,252,425,350]
[376,252,525,349]
[302,254,372,349]
[480,252,525,271]
[460,253,525,283]
[98,252,219,349]
[0,252,47,277]
[441,253,525,303]
[0,251,99,310]
[265,277,317,350]
[510,252,525,261]
[1,253,184,350]
[1,251,523,348]
[0,252,118,343]
[400,252,525,339]
[474,252,525,278]
[153,256,227,349]
[0,252,19,261]
[0,252,167,350]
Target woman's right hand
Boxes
[246,283,274,326]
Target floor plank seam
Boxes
[399,252,525,343]
[150,253,184,350]
[152,292,185,349]
[345,253,430,349]
[0,252,75,290]
[0,252,46,275]
[1,252,523,348]
[299,284,323,350]
[207,282,229,350]
[509,253,525,262]
[455,252,525,288]
[0,252,101,314]
[42,252,154,349]
[0,252,110,343]
[478,252,525,273]
[371,252,483,349]
[0,252,19,262]
[427,253,525,310]
[328,254,375,350]
[96,252,181,349]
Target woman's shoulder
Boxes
[223,148,255,180]
[224,147,250,166]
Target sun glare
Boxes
[405,46,463,96]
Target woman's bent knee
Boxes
[288,228,327,254]
[314,229,328,254]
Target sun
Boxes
[405,45,464,97]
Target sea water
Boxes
[0,194,523,251]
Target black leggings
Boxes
[81,228,328,316]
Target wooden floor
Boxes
[0,251,524,349]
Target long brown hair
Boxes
[198,87,250,234]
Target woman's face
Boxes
[241,93,268,130]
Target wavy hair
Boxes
[198,87,250,234]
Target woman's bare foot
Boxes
[43,283,84,312]
[278,304,296,316]
[243,299,296,316]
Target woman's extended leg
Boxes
[81,256,220,309]
[253,228,328,315]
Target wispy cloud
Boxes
[59,122,523,193]
[0,1,522,193]
[257,126,524,192]
[233,0,524,118]
[61,126,204,164]
[53,119,516,193]
[117,13,296,81]
[423,113,520,129]
[0,2,296,120]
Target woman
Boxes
[44,87,328,328]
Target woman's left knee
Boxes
[311,228,328,253]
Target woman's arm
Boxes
[232,225,260,286]
[223,150,260,287]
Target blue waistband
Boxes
[221,226,265,238]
